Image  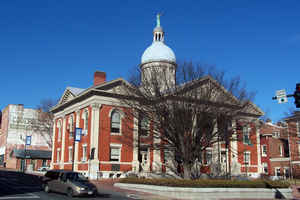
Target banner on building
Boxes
[75,128,82,142]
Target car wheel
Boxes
[67,188,74,197]
[44,184,50,193]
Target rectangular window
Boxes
[221,151,227,163]
[140,117,150,137]
[163,150,171,163]
[262,145,267,157]
[244,151,251,165]
[68,147,73,162]
[57,149,60,162]
[275,167,281,176]
[263,162,268,173]
[279,145,283,156]
[243,127,250,145]
[58,126,61,142]
[110,147,121,162]
[42,159,47,167]
[298,122,300,137]
[284,168,290,178]
[83,110,89,135]
[82,145,87,162]
[205,150,212,165]
[69,127,74,138]
[298,143,300,157]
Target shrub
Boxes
[119,177,290,188]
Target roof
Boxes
[141,41,176,64]
[67,87,85,96]
[12,149,51,159]
[57,86,85,105]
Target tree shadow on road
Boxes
[0,169,43,197]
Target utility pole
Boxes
[272,84,300,180]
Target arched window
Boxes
[57,120,62,142]
[84,110,89,130]
[82,109,89,135]
[69,115,74,138]
[111,111,121,133]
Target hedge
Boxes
[119,177,290,188]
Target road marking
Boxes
[127,194,141,199]
[0,193,40,199]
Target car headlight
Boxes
[75,186,86,192]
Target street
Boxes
[0,170,145,200]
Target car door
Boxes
[47,172,61,192]
[58,173,69,194]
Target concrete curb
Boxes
[114,183,293,200]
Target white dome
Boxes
[141,41,176,64]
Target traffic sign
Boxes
[276,89,288,104]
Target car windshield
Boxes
[66,173,87,181]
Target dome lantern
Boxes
[141,14,176,65]
[153,13,164,43]
[140,14,177,92]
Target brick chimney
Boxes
[94,71,106,86]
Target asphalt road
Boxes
[0,169,141,200]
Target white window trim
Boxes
[82,144,87,162]
[110,143,122,162]
[68,114,75,138]
[275,167,281,176]
[57,120,62,142]
[298,143,300,157]
[262,145,267,157]
[68,146,73,162]
[109,109,124,136]
[140,117,150,137]
[243,151,251,165]
[297,121,300,137]
[262,162,268,174]
[204,149,213,165]
[57,148,61,163]
[243,126,251,145]
[82,108,89,135]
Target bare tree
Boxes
[29,99,57,148]
[119,62,257,179]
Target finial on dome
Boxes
[156,13,162,27]
[153,13,164,42]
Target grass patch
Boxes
[120,177,290,188]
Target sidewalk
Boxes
[92,179,176,200]
[291,185,300,199]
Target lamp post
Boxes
[24,135,31,172]
[72,128,82,171]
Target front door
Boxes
[140,147,149,172]
[20,159,25,171]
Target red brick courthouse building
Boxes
[50,18,265,179]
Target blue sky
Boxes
[0,0,299,122]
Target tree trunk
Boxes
[183,162,191,180]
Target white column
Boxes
[230,120,240,175]
[50,117,56,169]
[61,116,66,169]
[256,122,262,175]
[89,103,101,179]
[153,129,162,172]
[74,110,80,171]
[132,115,139,173]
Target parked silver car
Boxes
[42,170,97,197]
